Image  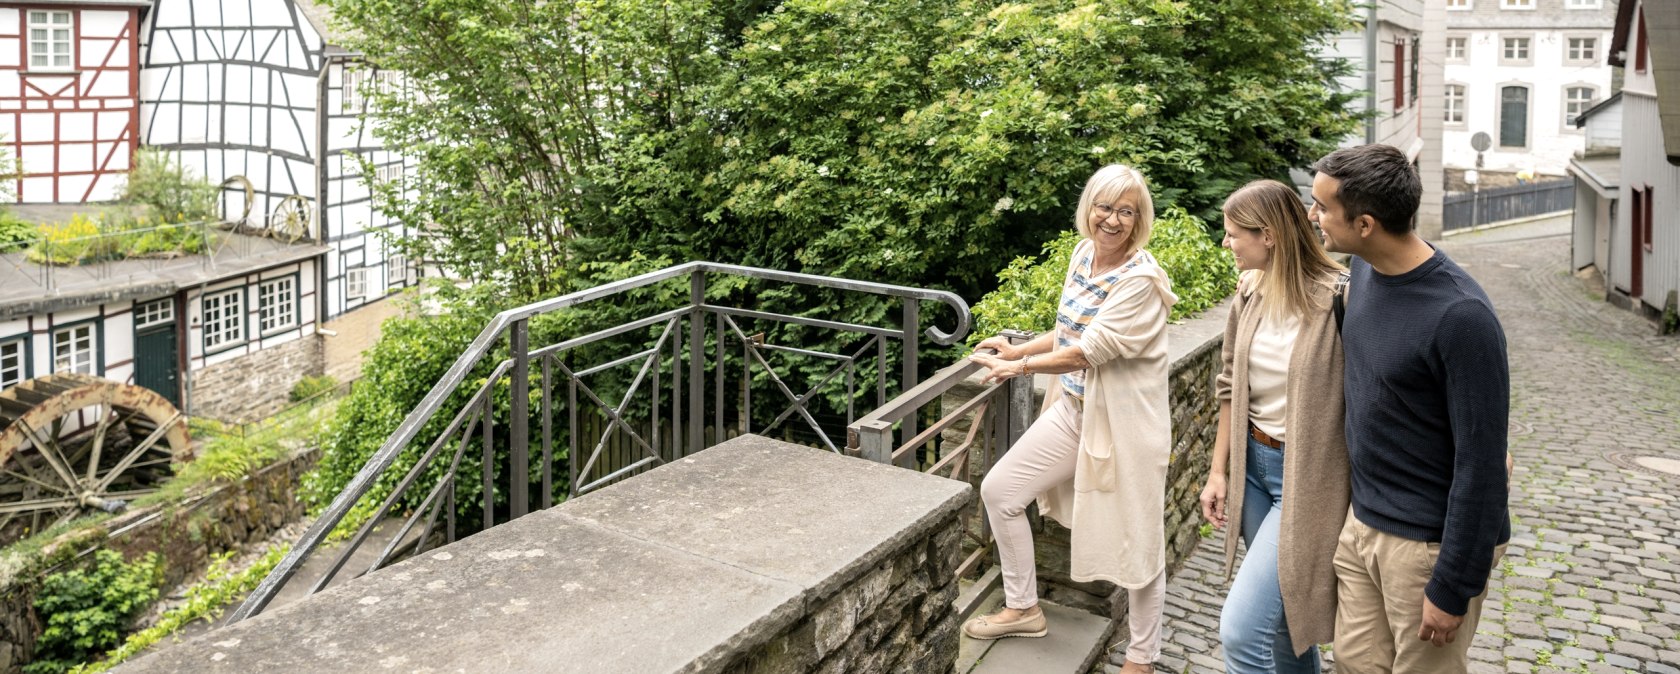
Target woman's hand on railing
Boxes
[1199,473,1228,530]
[968,351,1025,386]
[974,335,1023,361]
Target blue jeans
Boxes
[1219,436,1321,674]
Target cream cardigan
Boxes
[1036,246,1178,590]
[1213,270,1350,655]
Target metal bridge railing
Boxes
[231,261,970,621]
[846,330,1035,607]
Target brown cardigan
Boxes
[1213,270,1350,656]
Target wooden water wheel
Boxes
[0,374,191,546]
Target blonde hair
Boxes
[1075,164,1155,256]
[1222,180,1344,320]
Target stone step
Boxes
[956,575,1115,674]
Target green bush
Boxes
[289,374,340,402]
[970,207,1236,343]
[70,546,289,674]
[0,209,36,253]
[120,150,218,223]
[26,550,162,674]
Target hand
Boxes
[968,352,1022,385]
[1418,596,1463,647]
[974,335,1021,361]
[1199,474,1228,529]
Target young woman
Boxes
[966,164,1177,674]
[1199,179,1349,673]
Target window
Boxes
[1445,85,1466,124]
[343,68,367,112]
[1446,37,1467,61]
[1500,85,1529,148]
[376,163,404,186]
[1502,37,1531,63]
[1447,0,1471,8]
[1567,37,1597,63]
[387,255,417,288]
[1564,86,1597,126]
[258,277,297,334]
[27,11,73,70]
[1501,0,1534,8]
[1410,36,1420,105]
[53,324,96,375]
[1643,184,1654,252]
[1393,41,1405,112]
[1566,0,1601,7]
[0,340,26,390]
[203,289,245,350]
[135,298,174,329]
[346,267,368,299]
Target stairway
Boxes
[955,568,1116,674]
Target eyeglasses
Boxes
[1093,203,1138,221]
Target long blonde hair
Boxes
[1222,180,1344,320]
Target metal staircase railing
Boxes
[231,261,969,621]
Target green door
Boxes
[134,324,179,408]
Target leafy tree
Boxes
[323,0,727,299]
[119,149,217,222]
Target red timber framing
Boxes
[0,5,141,203]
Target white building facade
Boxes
[1442,0,1620,175]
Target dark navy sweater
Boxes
[1343,248,1512,616]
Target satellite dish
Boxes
[1471,132,1492,152]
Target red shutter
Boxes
[1636,7,1649,73]
[1394,41,1405,111]
[1645,184,1655,252]
[1632,188,1645,297]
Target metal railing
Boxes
[846,331,1036,607]
[230,261,970,620]
[1444,178,1573,231]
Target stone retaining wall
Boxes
[191,335,325,423]
[0,449,317,674]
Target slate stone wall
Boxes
[191,335,324,423]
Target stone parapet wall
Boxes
[725,516,962,673]
[190,334,324,423]
[0,449,318,674]
[119,436,972,674]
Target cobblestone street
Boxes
[1145,227,1680,673]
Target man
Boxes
[1308,144,1511,673]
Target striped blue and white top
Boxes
[1056,241,1155,399]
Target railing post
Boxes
[854,419,893,464]
[1002,330,1035,461]
[509,319,530,519]
[689,269,705,454]
[899,297,919,468]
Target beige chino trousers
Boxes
[980,395,1167,664]
[1332,508,1506,674]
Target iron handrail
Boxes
[231,261,969,621]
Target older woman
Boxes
[1199,179,1349,673]
[964,164,1177,674]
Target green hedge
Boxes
[970,207,1235,343]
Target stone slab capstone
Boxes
[115,435,972,674]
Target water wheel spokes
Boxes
[0,374,192,545]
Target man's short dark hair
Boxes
[1311,144,1422,235]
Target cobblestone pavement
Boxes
[1139,230,1680,673]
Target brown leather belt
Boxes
[1249,423,1284,450]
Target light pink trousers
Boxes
[979,395,1167,664]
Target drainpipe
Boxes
[1365,1,1378,145]
[316,55,333,331]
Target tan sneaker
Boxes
[961,608,1048,640]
